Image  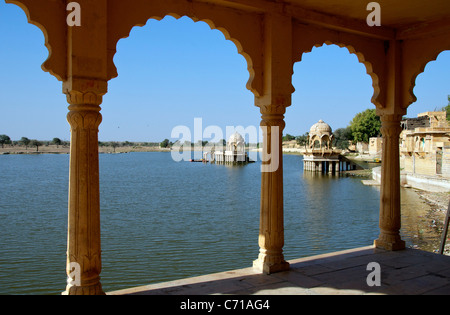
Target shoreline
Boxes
[412,189,450,255]
[0,145,171,155]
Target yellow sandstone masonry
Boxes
[5,0,450,294]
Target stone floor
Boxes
[108,246,450,295]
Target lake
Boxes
[0,152,438,294]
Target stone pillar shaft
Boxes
[62,81,106,295]
[374,114,405,251]
[253,109,289,274]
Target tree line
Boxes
[0,136,164,152]
[0,136,68,151]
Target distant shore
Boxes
[0,145,171,155]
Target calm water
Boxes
[0,152,438,294]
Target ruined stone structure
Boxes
[400,111,450,177]
[6,0,450,294]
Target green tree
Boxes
[110,141,119,153]
[333,127,353,149]
[30,139,43,152]
[160,139,170,148]
[349,109,381,143]
[20,137,31,150]
[0,135,11,148]
[282,134,296,142]
[52,137,62,147]
[296,132,309,148]
[444,95,450,121]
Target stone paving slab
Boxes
[108,246,450,295]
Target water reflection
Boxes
[0,153,444,295]
[284,155,380,259]
[285,155,444,257]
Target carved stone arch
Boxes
[292,22,387,109]
[107,0,264,97]
[402,32,450,109]
[5,0,67,81]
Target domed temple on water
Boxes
[303,120,342,174]
[206,132,252,164]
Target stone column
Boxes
[62,79,107,295]
[252,12,292,274]
[374,114,405,251]
[253,107,290,274]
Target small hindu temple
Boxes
[207,132,251,164]
[303,120,342,174]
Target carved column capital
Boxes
[64,79,107,132]
[66,90,104,107]
[380,114,402,139]
[66,108,102,132]
[63,78,107,105]
[258,101,288,131]
[260,114,286,130]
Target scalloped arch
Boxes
[6,0,67,81]
[294,41,382,109]
[292,23,387,110]
[406,52,445,107]
[107,9,263,97]
[403,36,450,109]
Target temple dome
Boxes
[228,132,245,145]
[310,120,332,136]
[308,120,334,149]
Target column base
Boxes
[374,232,405,251]
[62,282,105,295]
[253,254,290,274]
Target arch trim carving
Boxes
[6,0,67,81]
[292,23,386,109]
[402,33,450,109]
[107,0,264,97]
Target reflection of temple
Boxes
[303,120,342,174]
[207,132,250,164]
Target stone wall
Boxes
[373,166,450,192]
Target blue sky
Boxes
[0,2,449,142]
